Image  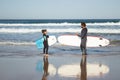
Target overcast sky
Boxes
[0,0,120,19]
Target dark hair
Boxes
[81,22,86,27]
[41,29,47,33]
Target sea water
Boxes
[0,19,120,45]
[0,19,120,56]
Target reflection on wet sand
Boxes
[42,56,49,80]
[58,55,109,78]
[80,55,87,80]
[36,56,56,77]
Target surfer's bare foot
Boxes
[82,53,87,55]
[46,54,49,57]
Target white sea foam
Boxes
[87,22,120,26]
[0,28,120,33]
[0,23,80,26]
[0,22,120,27]
[0,41,35,45]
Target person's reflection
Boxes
[80,55,87,80]
[42,56,49,80]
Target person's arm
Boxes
[77,34,81,37]
[76,32,81,37]
[81,28,87,39]
[46,35,49,38]
[43,35,46,40]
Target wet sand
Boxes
[0,45,120,80]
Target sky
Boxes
[0,0,120,19]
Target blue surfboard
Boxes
[35,38,44,49]
[35,36,57,49]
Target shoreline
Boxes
[0,45,120,57]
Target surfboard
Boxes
[58,63,109,77]
[58,35,110,47]
[35,36,57,49]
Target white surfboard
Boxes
[58,63,109,77]
[36,36,57,49]
[48,36,57,46]
[58,35,110,47]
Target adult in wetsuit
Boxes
[79,22,88,55]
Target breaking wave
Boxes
[0,41,35,45]
[0,28,120,34]
[0,22,120,27]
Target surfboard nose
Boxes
[105,39,110,46]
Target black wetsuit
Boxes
[80,28,88,54]
[43,34,49,54]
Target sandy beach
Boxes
[0,0,120,79]
[0,45,120,80]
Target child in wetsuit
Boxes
[42,29,49,56]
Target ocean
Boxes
[0,19,120,46]
[0,19,120,53]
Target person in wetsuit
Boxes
[42,29,49,56]
[78,22,88,55]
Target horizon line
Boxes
[0,18,120,20]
